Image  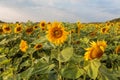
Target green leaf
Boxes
[0,59,11,66]
[33,58,55,75]
[1,68,14,80]
[58,47,73,62]
[31,36,47,45]
[61,63,84,79]
[20,67,34,80]
[84,59,101,79]
[99,65,118,80]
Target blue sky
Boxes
[0,0,120,22]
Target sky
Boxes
[0,0,120,22]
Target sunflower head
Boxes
[14,26,22,33]
[76,21,81,25]
[89,31,96,37]
[69,29,75,34]
[33,25,39,30]
[115,45,120,54]
[84,40,107,60]
[25,27,34,34]
[40,21,46,28]
[47,22,52,29]
[106,22,110,27]
[46,22,68,45]
[34,44,42,50]
[19,40,28,52]
[16,23,22,27]
[2,24,11,33]
[101,27,109,34]
[47,22,51,25]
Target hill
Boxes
[108,18,120,23]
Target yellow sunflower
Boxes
[46,22,68,45]
[25,27,33,34]
[19,40,28,52]
[115,45,120,54]
[101,27,109,34]
[84,40,107,60]
[40,21,46,28]
[2,24,11,33]
[34,44,42,50]
[69,29,75,34]
[14,26,22,33]
[47,22,52,29]
[106,22,110,27]
[33,25,39,30]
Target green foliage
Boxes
[0,21,120,80]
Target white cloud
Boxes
[0,0,120,22]
[0,5,29,22]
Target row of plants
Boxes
[0,21,120,80]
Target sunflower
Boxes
[33,25,39,30]
[84,40,107,60]
[40,21,46,28]
[41,27,46,31]
[115,45,120,54]
[89,31,97,37]
[19,40,28,52]
[25,27,33,34]
[106,22,110,27]
[47,22,52,29]
[16,23,22,27]
[2,24,11,33]
[46,22,68,45]
[69,29,75,34]
[14,26,22,33]
[34,44,42,50]
[0,28,3,34]
[101,27,109,34]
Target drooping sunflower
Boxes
[2,24,11,33]
[25,27,34,34]
[34,43,42,50]
[84,40,107,60]
[14,26,22,33]
[115,45,120,54]
[19,40,28,52]
[46,22,68,45]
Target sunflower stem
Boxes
[58,48,62,80]
[58,60,61,80]
[83,74,86,80]
[30,53,34,67]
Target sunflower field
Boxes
[0,20,120,80]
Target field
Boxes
[0,21,120,80]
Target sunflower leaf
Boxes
[58,47,73,62]
[85,59,101,79]
[61,63,84,79]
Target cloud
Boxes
[0,0,120,22]
[0,5,27,22]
